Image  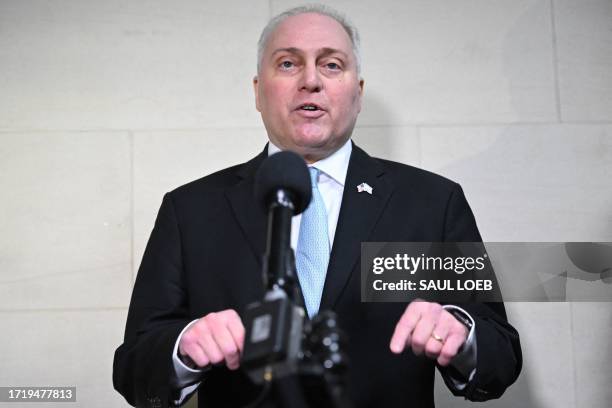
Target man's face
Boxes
[254,13,364,162]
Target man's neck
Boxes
[267,140,350,164]
[268,139,352,187]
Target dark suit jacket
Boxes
[113,143,522,408]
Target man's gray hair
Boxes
[257,4,361,74]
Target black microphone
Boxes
[254,150,311,214]
[255,151,312,294]
[242,151,311,384]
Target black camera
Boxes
[241,288,350,408]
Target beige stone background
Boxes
[1,1,611,407]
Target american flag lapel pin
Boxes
[357,182,373,195]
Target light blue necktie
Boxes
[296,167,330,318]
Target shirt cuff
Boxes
[441,305,477,390]
[171,319,207,405]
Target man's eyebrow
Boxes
[270,47,349,59]
[319,47,349,59]
[270,47,301,57]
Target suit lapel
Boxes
[225,148,268,268]
[320,144,395,311]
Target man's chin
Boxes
[293,130,328,144]
[296,137,329,149]
[269,130,346,161]
[292,136,348,163]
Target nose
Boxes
[299,62,322,92]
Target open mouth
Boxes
[298,103,323,112]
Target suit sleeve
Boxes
[439,183,523,401]
[113,193,194,407]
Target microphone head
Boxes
[255,150,312,214]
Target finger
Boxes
[410,304,442,356]
[208,318,241,370]
[410,313,436,356]
[225,323,245,370]
[424,336,444,359]
[390,304,422,353]
[424,310,457,357]
[424,323,450,359]
[437,333,466,366]
[211,328,240,370]
[179,324,211,368]
[180,341,210,368]
[198,331,225,365]
[224,310,246,353]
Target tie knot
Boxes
[308,167,320,188]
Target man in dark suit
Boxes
[113,5,521,408]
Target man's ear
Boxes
[253,76,261,112]
[357,78,365,112]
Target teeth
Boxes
[301,105,317,111]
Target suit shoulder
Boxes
[166,162,245,201]
[375,157,460,194]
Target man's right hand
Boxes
[178,309,245,370]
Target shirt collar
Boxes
[267,139,352,187]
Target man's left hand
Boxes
[390,300,468,366]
